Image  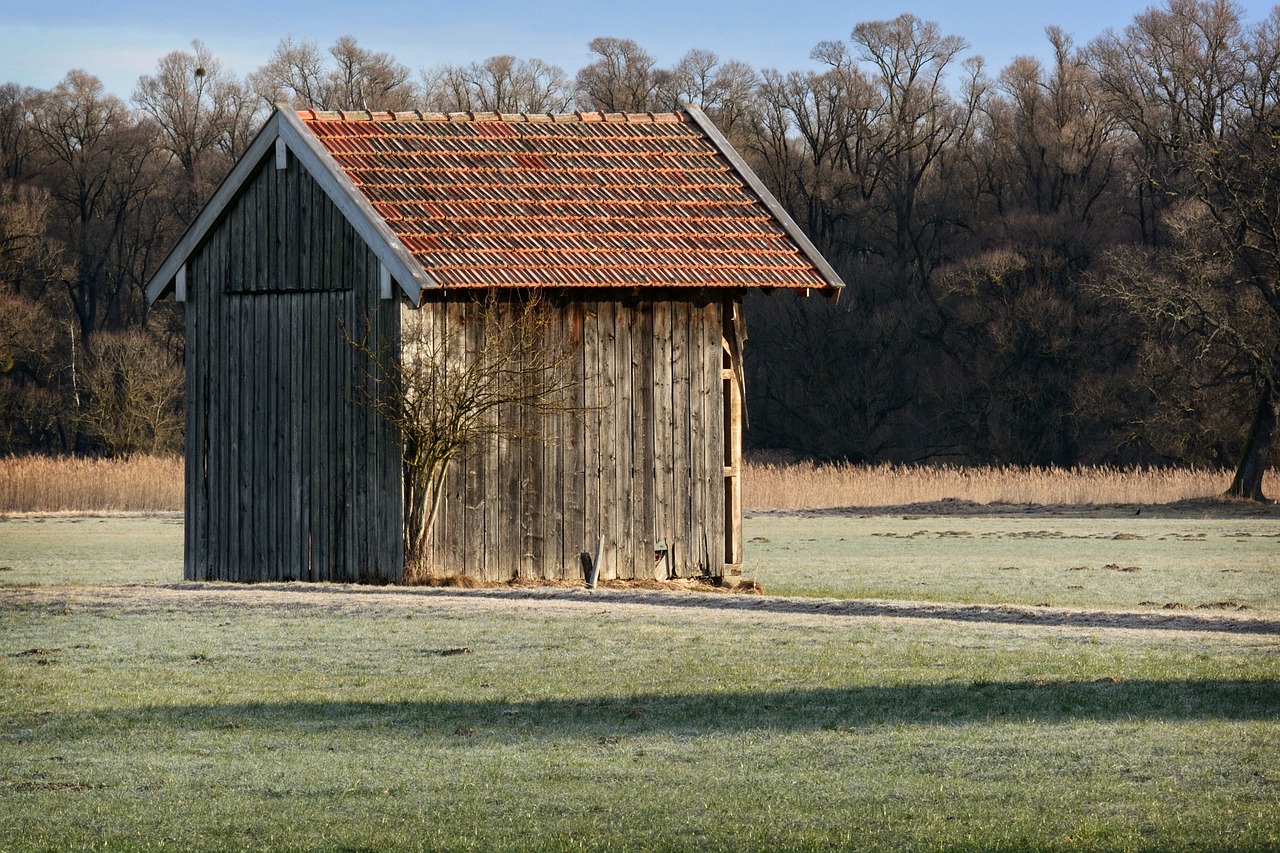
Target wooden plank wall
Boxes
[184,151,402,583]
[421,291,732,581]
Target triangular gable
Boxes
[145,106,433,305]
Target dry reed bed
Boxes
[2,455,1274,514]
[742,461,1277,510]
[0,455,183,513]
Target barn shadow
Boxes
[82,678,1279,739]
[269,583,1280,636]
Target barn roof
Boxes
[146,105,844,305]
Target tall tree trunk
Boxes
[1224,385,1276,502]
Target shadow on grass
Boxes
[102,679,1280,737]
[257,583,1280,636]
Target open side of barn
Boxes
[415,290,744,582]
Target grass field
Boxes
[2,512,1279,851]
[742,511,1280,612]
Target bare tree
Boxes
[348,293,579,579]
[575,37,660,112]
[422,55,572,114]
[250,36,417,111]
[28,70,167,339]
[656,50,759,138]
[1089,0,1280,499]
[133,40,260,182]
[328,36,418,111]
[0,83,40,182]
[248,36,328,108]
[994,28,1121,222]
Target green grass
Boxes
[742,513,1280,613]
[1,514,1279,851]
[0,516,182,586]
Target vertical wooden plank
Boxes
[300,287,315,582]
[612,298,635,580]
[253,161,266,292]
[231,294,247,581]
[381,292,405,582]
[287,289,303,580]
[331,273,346,582]
[458,301,483,579]
[320,286,339,581]
[210,227,227,579]
[705,299,726,574]
[197,237,211,579]
[225,275,240,579]
[300,164,313,291]
[351,262,367,582]
[337,188,356,580]
[632,299,656,582]
[671,299,692,577]
[445,299,470,577]
[228,186,244,294]
[249,280,265,579]
[521,302,547,580]
[651,299,674,581]
[262,286,277,578]
[496,299,521,582]
[482,299,501,583]
[546,300,566,578]
[561,301,586,581]
[283,155,298,292]
[688,298,709,574]
[184,245,203,579]
[582,299,603,582]
[260,156,273,294]
[595,299,617,579]
[322,285,337,581]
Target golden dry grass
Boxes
[0,455,183,514]
[3,455,1275,514]
[743,460,1278,510]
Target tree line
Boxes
[1,0,1276,498]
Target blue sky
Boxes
[1,0,1272,100]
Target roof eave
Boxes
[682,104,846,296]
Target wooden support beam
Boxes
[275,137,288,170]
[722,297,744,569]
[175,263,187,303]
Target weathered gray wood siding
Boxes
[417,292,733,581]
[184,150,402,583]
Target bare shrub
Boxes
[80,329,183,457]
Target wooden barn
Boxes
[146,104,844,584]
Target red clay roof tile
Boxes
[300,109,831,290]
